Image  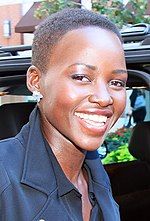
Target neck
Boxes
[50,140,86,183]
[41,117,86,184]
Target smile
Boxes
[75,112,107,127]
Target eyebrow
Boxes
[69,63,128,74]
[68,63,97,71]
[112,69,128,74]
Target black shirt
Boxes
[45,140,103,221]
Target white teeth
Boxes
[75,112,107,123]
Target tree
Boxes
[92,0,150,28]
[34,0,150,28]
[34,0,81,19]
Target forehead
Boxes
[48,27,124,69]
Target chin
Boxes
[76,138,105,152]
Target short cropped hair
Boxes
[32,8,122,73]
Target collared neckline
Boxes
[19,107,110,196]
[45,139,80,197]
[45,138,98,200]
[20,107,57,196]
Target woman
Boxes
[0,8,127,221]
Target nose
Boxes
[88,82,113,107]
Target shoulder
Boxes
[0,161,10,194]
[0,137,25,194]
[0,136,25,161]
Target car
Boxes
[0,23,150,221]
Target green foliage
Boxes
[105,127,132,151]
[102,144,136,164]
[34,0,81,19]
[102,127,136,164]
[92,0,150,28]
[35,0,150,29]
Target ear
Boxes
[26,65,41,93]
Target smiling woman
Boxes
[0,8,127,221]
[32,27,127,152]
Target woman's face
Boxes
[38,27,127,151]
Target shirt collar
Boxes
[20,106,57,195]
[45,139,77,197]
[45,139,96,197]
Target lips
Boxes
[74,110,113,135]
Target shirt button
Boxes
[39,219,45,221]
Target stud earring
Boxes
[32,91,43,102]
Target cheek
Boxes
[46,83,86,119]
[113,90,126,117]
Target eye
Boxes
[71,74,91,82]
[109,80,126,89]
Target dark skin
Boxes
[27,27,127,221]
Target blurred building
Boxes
[0,0,39,46]
[0,0,81,46]
[0,2,22,46]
